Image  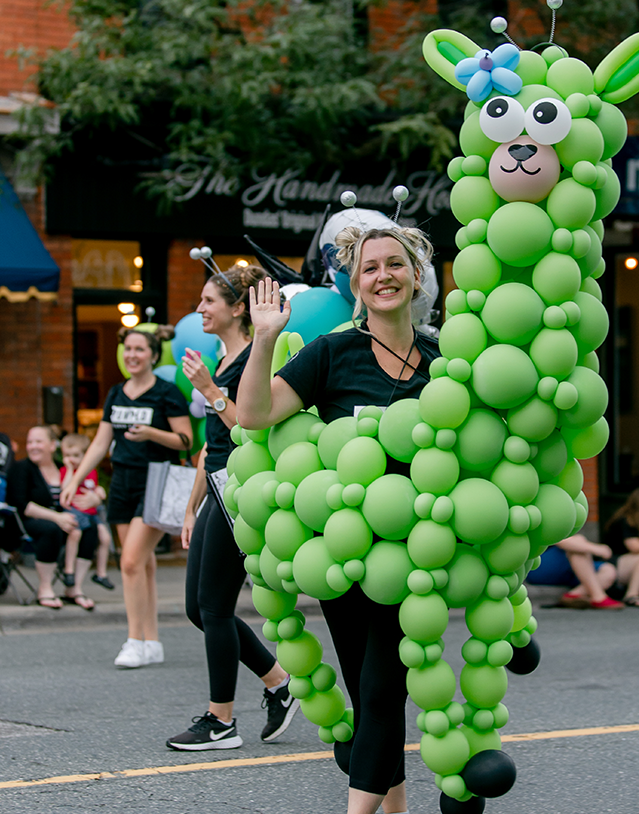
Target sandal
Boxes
[37,596,63,610]
[62,594,95,611]
[624,596,639,607]
[559,591,590,609]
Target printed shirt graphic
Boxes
[60,466,99,515]
[102,379,189,469]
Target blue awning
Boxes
[0,168,59,301]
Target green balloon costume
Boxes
[225,7,639,811]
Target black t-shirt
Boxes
[276,326,441,423]
[204,345,252,472]
[102,378,189,469]
[604,516,639,559]
[7,458,60,516]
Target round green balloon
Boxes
[300,686,346,727]
[237,471,279,530]
[507,396,557,443]
[233,440,276,485]
[294,469,342,532]
[482,531,531,574]
[377,399,422,463]
[292,537,343,601]
[407,659,457,711]
[276,630,323,676]
[317,416,359,469]
[265,509,312,561]
[547,179,596,229]
[490,460,539,505]
[440,545,489,608]
[569,292,609,354]
[252,584,297,621]
[324,508,373,562]
[481,283,544,345]
[337,436,387,487]
[562,417,609,460]
[471,345,539,410]
[532,252,582,305]
[419,377,471,429]
[234,515,266,556]
[399,592,449,642]
[452,244,502,293]
[529,328,578,379]
[461,725,502,757]
[407,520,457,569]
[420,730,470,776]
[439,313,488,363]
[454,409,507,471]
[411,448,460,495]
[450,175,499,225]
[558,366,608,428]
[361,541,413,605]
[449,479,509,545]
[528,484,577,552]
[460,663,508,708]
[548,458,584,499]
[466,597,515,643]
[593,162,621,220]
[486,203,554,267]
[358,471,418,536]
[531,430,568,480]
[596,102,628,160]
[275,441,323,486]
[268,412,325,461]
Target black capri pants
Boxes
[320,583,407,796]
[23,517,99,565]
[185,486,275,703]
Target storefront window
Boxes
[71,239,144,290]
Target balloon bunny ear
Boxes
[595,32,639,103]
[422,29,481,91]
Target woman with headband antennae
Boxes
[236,207,441,814]
[166,262,300,752]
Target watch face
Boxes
[213,398,226,412]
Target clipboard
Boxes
[206,468,235,531]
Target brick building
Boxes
[3,0,639,533]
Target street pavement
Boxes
[1,561,638,813]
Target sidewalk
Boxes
[0,553,323,632]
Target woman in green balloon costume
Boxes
[224,3,639,811]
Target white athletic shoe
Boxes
[114,638,145,668]
[143,640,164,665]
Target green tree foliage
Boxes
[8,0,639,206]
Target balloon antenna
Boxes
[392,185,409,223]
[546,0,563,43]
[340,190,368,231]
[145,306,156,322]
[490,16,521,50]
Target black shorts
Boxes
[107,465,147,525]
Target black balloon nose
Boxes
[508,143,538,162]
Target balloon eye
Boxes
[479,97,525,143]
[524,98,572,145]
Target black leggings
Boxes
[185,488,276,703]
[23,517,99,564]
[320,584,407,796]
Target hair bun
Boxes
[154,324,176,342]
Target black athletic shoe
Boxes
[166,713,243,751]
[260,683,301,742]
[91,574,115,590]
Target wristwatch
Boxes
[213,397,227,413]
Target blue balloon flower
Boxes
[455,43,522,103]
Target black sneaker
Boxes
[92,574,115,590]
[260,683,301,742]
[166,712,243,751]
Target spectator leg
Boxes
[617,553,639,598]
[35,561,58,600]
[64,529,81,576]
[564,552,610,602]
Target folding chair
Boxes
[0,503,38,605]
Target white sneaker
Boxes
[143,640,164,665]
[114,639,145,669]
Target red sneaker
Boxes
[590,597,625,610]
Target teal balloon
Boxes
[454,409,507,471]
[361,474,418,539]
[471,345,539,409]
[285,288,353,344]
[172,312,222,362]
[481,283,544,345]
[294,469,342,531]
[377,399,422,463]
[292,537,344,600]
[360,541,413,605]
[317,417,359,469]
[154,364,178,383]
[268,412,325,461]
[449,479,509,545]
[440,545,489,608]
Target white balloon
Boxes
[189,401,206,419]
[280,283,311,301]
[189,247,202,260]
[200,246,212,259]
[340,190,357,208]
[191,388,207,406]
[392,185,409,202]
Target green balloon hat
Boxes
[226,1,638,809]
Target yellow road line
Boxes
[2,724,639,791]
